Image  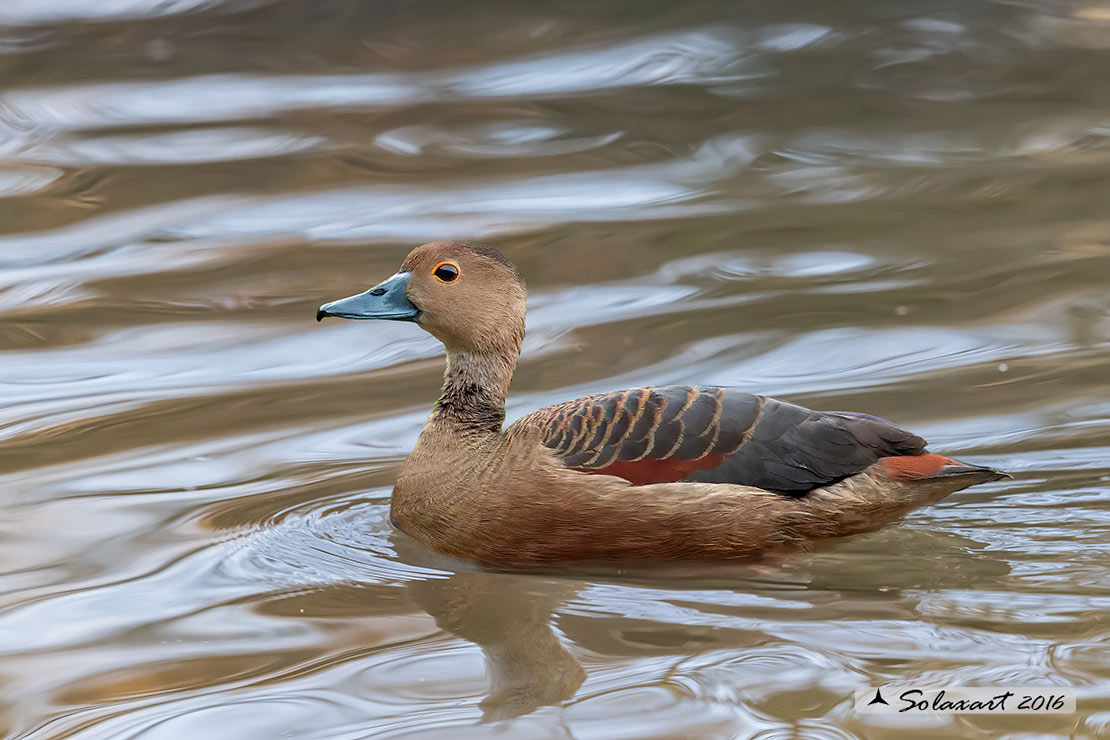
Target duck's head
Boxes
[316,241,527,355]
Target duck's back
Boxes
[517,386,926,494]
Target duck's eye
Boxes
[432,261,460,284]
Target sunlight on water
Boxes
[0,0,217,25]
[0,1,1108,739]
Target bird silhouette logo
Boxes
[868,689,890,706]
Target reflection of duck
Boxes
[317,241,1005,567]
[258,565,775,722]
[406,572,585,721]
[227,519,1013,723]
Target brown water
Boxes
[2,1,1109,738]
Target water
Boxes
[1,1,1109,737]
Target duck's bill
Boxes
[315,272,419,322]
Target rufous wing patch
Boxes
[576,452,728,485]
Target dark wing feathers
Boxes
[527,385,925,494]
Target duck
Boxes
[317,240,1006,567]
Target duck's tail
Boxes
[792,453,1008,539]
[877,453,1008,486]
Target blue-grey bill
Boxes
[316,272,419,322]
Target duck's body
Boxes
[318,241,1004,567]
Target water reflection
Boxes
[0,0,214,25]
[0,28,758,129]
[239,526,1017,725]
[407,574,585,720]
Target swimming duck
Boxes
[317,241,1005,567]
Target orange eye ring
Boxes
[432,261,460,284]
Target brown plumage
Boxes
[317,241,1006,568]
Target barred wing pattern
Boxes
[526,386,926,493]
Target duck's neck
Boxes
[432,347,517,435]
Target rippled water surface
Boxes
[2,1,1110,738]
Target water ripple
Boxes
[0,28,763,130]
